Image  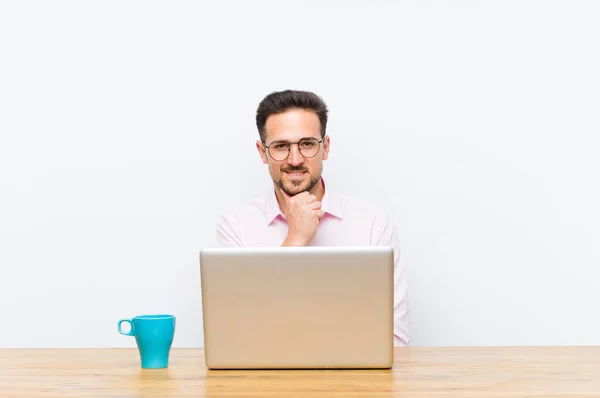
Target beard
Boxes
[273,166,321,196]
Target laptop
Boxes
[199,246,394,369]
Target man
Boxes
[216,90,410,346]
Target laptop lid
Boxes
[199,246,394,369]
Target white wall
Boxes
[1,0,599,348]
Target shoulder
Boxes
[337,193,391,221]
[218,197,267,223]
[216,197,268,247]
[336,193,399,246]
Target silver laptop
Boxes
[199,246,394,369]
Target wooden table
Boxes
[1,347,599,397]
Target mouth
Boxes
[284,170,308,180]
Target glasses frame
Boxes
[263,136,325,161]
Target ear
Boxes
[321,135,330,160]
[256,140,269,164]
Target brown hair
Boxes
[255,90,328,142]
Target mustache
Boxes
[282,166,309,172]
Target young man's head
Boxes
[255,90,330,196]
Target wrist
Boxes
[281,234,308,247]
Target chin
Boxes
[277,181,303,195]
[288,179,317,194]
[284,185,306,195]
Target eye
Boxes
[301,140,316,147]
[273,143,288,150]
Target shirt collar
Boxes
[265,178,343,225]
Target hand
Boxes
[279,189,324,246]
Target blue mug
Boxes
[118,314,176,369]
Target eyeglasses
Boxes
[263,137,324,161]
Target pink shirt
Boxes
[216,181,410,346]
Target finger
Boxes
[303,194,317,204]
[309,201,322,210]
[291,191,314,205]
[314,209,325,220]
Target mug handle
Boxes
[118,319,135,336]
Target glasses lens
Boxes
[268,142,290,161]
[298,138,320,158]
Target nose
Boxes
[286,143,303,166]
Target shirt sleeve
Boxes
[374,213,410,347]
[216,212,243,247]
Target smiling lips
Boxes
[284,170,307,180]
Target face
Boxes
[256,108,330,196]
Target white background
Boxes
[1,1,599,348]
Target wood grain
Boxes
[1,347,599,397]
